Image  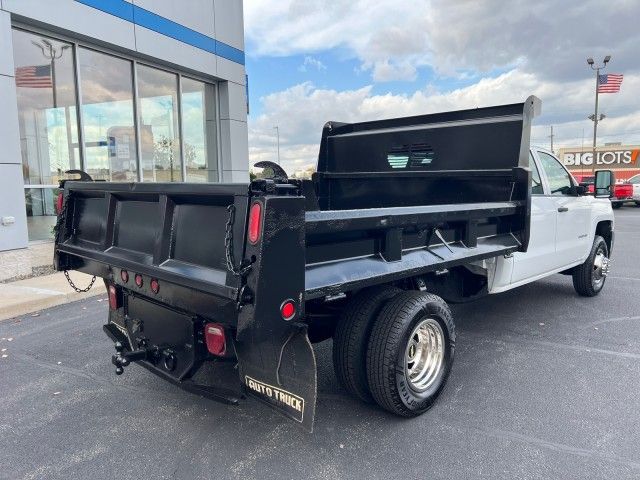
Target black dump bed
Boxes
[54,97,540,430]
[303,95,540,298]
[56,96,540,308]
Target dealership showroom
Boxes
[0,0,248,280]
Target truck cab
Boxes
[491,147,614,293]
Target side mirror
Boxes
[594,170,615,198]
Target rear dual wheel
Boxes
[333,288,455,416]
[367,291,455,416]
[333,286,401,403]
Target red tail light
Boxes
[135,274,143,288]
[55,192,64,214]
[108,285,120,310]
[248,202,262,244]
[280,300,296,320]
[204,323,226,356]
[150,278,160,294]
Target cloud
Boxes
[245,0,640,82]
[249,71,640,174]
[245,1,640,175]
[298,56,327,73]
[245,0,432,82]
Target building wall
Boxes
[0,9,29,257]
[0,0,248,264]
[558,145,640,181]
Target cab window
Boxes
[538,151,572,195]
[529,152,544,194]
[629,175,640,184]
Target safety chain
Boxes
[64,269,97,292]
[55,191,97,292]
[224,204,252,276]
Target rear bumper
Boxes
[103,322,242,404]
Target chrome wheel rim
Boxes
[592,246,609,290]
[405,318,445,392]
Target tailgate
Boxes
[55,182,249,309]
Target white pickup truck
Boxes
[53,98,617,428]
[488,147,614,297]
[628,173,640,206]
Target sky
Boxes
[243,0,640,175]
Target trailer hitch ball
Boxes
[111,341,148,375]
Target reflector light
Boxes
[55,192,64,215]
[108,285,119,310]
[204,323,226,356]
[150,279,160,294]
[281,300,296,320]
[120,270,129,283]
[135,274,143,287]
[248,202,262,244]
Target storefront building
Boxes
[0,1,248,280]
[558,144,640,182]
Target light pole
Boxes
[273,126,280,165]
[32,39,71,174]
[587,55,611,172]
[32,39,70,109]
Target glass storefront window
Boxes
[12,29,79,240]
[79,47,138,182]
[13,30,80,185]
[137,65,181,182]
[11,28,221,241]
[24,187,60,241]
[182,78,218,182]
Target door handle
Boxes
[557,207,569,212]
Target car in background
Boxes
[612,183,634,209]
[628,174,640,207]
[573,173,634,209]
[573,174,595,194]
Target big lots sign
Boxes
[563,148,639,168]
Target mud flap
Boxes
[235,324,317,431]
[235,195,316,430]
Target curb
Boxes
[0,272,104,322]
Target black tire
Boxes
[572,235,609,297]
[333,286,401,403]
[366,291,455,417]
[635,201,640,207]
[612,202,622,209]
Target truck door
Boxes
[510,152,558,284]
[536,150,591,265]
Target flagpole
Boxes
[591,66,599,174]
[587,55,610,173]
[50,57,57,109]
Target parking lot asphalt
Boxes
[1,208,640,480]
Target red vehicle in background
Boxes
[573,173,633,209]
[573,174,595,194]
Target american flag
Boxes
[15,65,53,88]
[598,74,623,93]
